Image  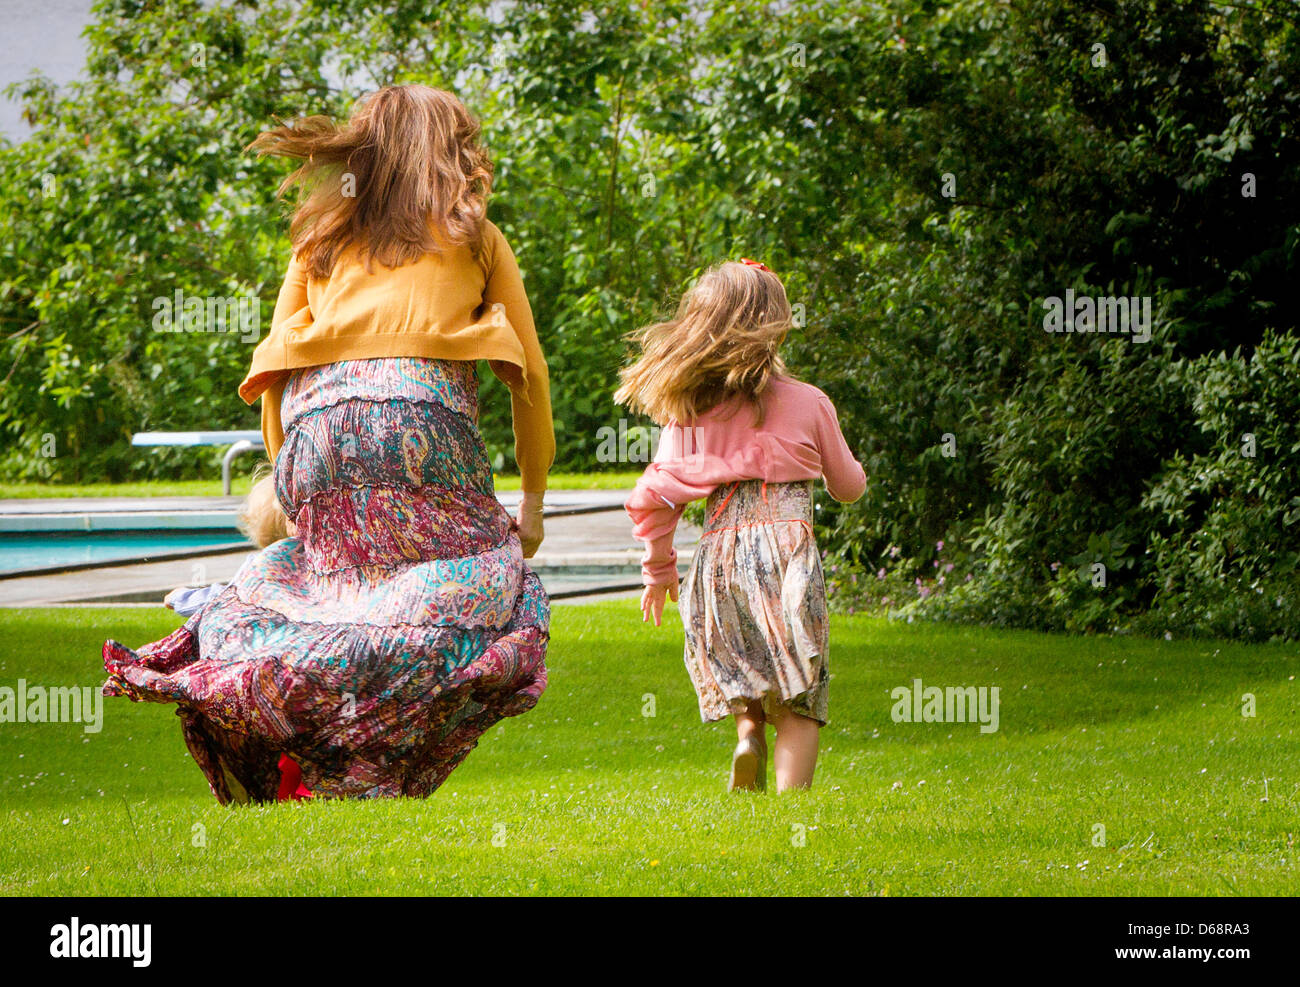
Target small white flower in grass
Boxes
[61,818,69,825]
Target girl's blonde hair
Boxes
[237,468,293,548]
[614,261,791,425]
[247,84,493,280]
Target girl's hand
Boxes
[163,587,186,611]
[640,582,679,626]
[517,492,544,558]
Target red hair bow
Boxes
[740,257,773,273]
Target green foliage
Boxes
[767,0,1300,639]
[1,0,340,481]
[1139,331,1300,641]
[2,0,1299,640]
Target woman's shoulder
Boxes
[479,218,510,251]
[474,219,517,274]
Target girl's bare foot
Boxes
[729,699,768,791]
[729,736,767,792]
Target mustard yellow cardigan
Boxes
[239,220,555,492]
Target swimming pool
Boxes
[0,497,660,599]
[0,529,250,577]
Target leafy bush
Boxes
[783,0,1300,640]
[2,0,1299,642]
[1138,332,1300,641]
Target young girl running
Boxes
[619,260,866,792]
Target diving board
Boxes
[132,431,266,495]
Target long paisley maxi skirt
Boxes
[102,357,549,802]
[678,479,829,725]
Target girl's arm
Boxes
[627,484,686,586]
[482,227,555,495]
[815,395,867,503]
[626,422,698,586]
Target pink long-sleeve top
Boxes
[625,375,867,586]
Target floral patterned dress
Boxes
[678,479,829,724]
[102,357,549,802]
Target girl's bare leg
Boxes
[734,699,765,743]
[771,706,819,791]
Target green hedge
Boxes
[2,0,1298,639]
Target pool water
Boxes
[0,530,249,576]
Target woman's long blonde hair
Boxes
[247,84,493,279]
[615,261,792,425]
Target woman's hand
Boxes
[517,491,544,558]
[640,581,679,626]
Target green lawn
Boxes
[0,472,642,500]
[0,603,1295,896]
